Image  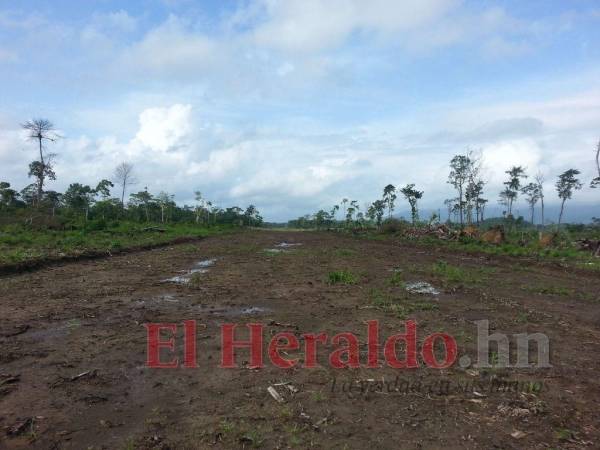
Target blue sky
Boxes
[1,0,599,222]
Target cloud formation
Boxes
[0,1,599,222]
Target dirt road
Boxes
[1,230,599,449]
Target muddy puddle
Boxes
[405,281,440,295]
[276,242,302,248]
[132,294,180,308]
[197,304,272,317]
[264,242,302,253]
[161,259,216,284]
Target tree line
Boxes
[0,119,263,227]
[290,144,599,229]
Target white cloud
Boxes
[251,0,460,53]
[119,15,219,76]
[187,145,247,179]
[133,104,192,153]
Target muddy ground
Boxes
[1,230,599,449]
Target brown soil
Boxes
[1,230,599,449]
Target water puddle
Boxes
[264,243,302,254]
[161,259,216,284]
[405,281,440,296]
[276,242,302,248]
[196,258,216,267]
[198,304,271,317]
[264,248,285,254]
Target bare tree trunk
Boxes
[530,206,534,226]
[459,186,464,227]
[540,196,545,228]
[37,136,44,206]
[558,199,566,224]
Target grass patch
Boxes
[555,428,574,441]
[0,221,234,267]
[431,260,492,285]
[521,285,575,296]
[334,248,356,257]
[388,271,405,287]
[327,270,357,285]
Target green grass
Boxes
[555,428,573,441]
[327,270,357,285]
[334,248,356,257]
[520,284,598,302]
[0,221,234,267]
[521,285,574,296]
[431,260,493,285]
[388,271,405,287]
[414,232,600,270]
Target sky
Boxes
[0,0,599,222]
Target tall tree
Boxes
[556,169,582,225]
[341,198,348,223]
[130,188,153,222]
[157,191,174,224]
[521,182,541,225]
[443,198,456,223]
[329,204,339,223]
[502,166,527,217]
[0,182,19,209]
[448,155,472,227]
[113,162,137,207]
[350,200,359,222]
[476,198,488,222]
[22,119,60,205]
[194,191,204,224]
[400,184,423,225]
[382,184,396,219]
[63,183,95,220]
[534,173,545,227]
[95,179,114,200]
[367,200,385,228]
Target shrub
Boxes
[327,270,357,284]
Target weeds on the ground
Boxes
[312,390,324,402]
[189,272,204,287]
[388,271,405,287]
[516,312,529,323]
[368,288,438,318]
[431,260,492,285]
[327,270,357,284]
[334,248,356,257]
[285,424,303,446]
[521,285,575,296]
[555,428,574,441]
[220,420,236,434]
[414,232,600,271]
[521,284,597,302]
[241,429,265,448]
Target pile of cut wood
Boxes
[576,239,600,257]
